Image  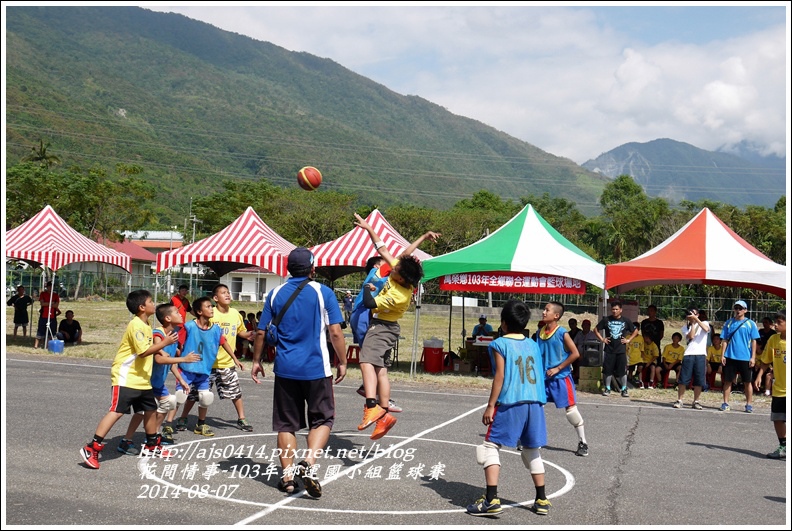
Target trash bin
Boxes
[47,339,65,354]
[422,338,444,374]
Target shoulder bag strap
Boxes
[725,318,749,342]
[272,279,311,327]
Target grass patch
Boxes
[8,301,765,409]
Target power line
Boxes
[9,106,785,175]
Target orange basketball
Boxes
[297,166,322,191]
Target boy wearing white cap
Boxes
[719,300,760,412]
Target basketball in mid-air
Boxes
[297,166,322,191]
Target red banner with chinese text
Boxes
[439,271,586,294]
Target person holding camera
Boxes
[673,307,710,409]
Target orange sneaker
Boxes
[358,404,387,430]
[370,412,397,440]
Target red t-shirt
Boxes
[39,290,60,318]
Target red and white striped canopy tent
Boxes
[5,205,131,273]
[156,207,295,277]
[606,208,787,297]
[310,209,432,281]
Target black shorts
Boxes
[272,376,335,433]
[770,396,786,422]
[709,362,722,373]
[603,352,627,378]
[109,385,157,414]
[722,358,752,384]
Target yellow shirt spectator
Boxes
[642,341,659,364]
[627,335,644,366]
[662,343,685,364]
[707,345,722,364]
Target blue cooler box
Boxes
[48,339,65,354]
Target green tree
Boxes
[5,163,65,226]
[21,138,62,168]
[595,175,671,262]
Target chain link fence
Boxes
[7,268,784,326]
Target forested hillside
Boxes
[6,6,609,223]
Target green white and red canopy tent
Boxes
[606,207,787,297]
[410,204,606,376]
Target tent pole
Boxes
[45,270,56,348]
[448,294,452,356]
[410,285,422,379]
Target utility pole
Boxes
[187,214,201,297]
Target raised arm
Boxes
[402,230,442,256]
[354,213,396,264]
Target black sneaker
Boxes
[621,388,629,398]
[237,418,253,432]
[602,387,611,396]
[575,441,589,457]
[117,439,140,456]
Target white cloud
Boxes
[147,5,788,164]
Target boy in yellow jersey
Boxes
[706,334,723,390]
[177,284,253,431]
[641,331,660,388]
[80,290,178,469]
[755,310,785,459]
[626,323,645,388]
[655,332,685,389]
[353,212,440,440]
[117,302,200,454]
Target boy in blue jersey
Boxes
[535,301,589,458]
[174,297,240,436]
[117,302,199,454]
[466,299,551,517]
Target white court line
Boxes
[234,404,490,524]
[136,431,575,516]
[5,357,109,369]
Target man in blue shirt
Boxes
[472,314,494,337]
[252,247,347,498]
[719,299,761,413]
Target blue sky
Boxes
[590,6,784,45]
[141,4,789,163]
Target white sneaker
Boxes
[673,400,683,409]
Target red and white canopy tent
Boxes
[606,208,787,297]
[156,207,296,278]
[5,205,132,343]
[310,209,432,281]
[5,205,131,273]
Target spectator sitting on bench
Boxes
[654,332,684,389]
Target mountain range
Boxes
[582,139,785,207]
[5,6,786,225]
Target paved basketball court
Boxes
[3,352,788,527]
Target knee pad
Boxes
[198,390,214,407]
[175,389,189,405]
[521,447,545,474]
[566,406,584,428]
[475,441,501,468]
[157,394,177,413]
